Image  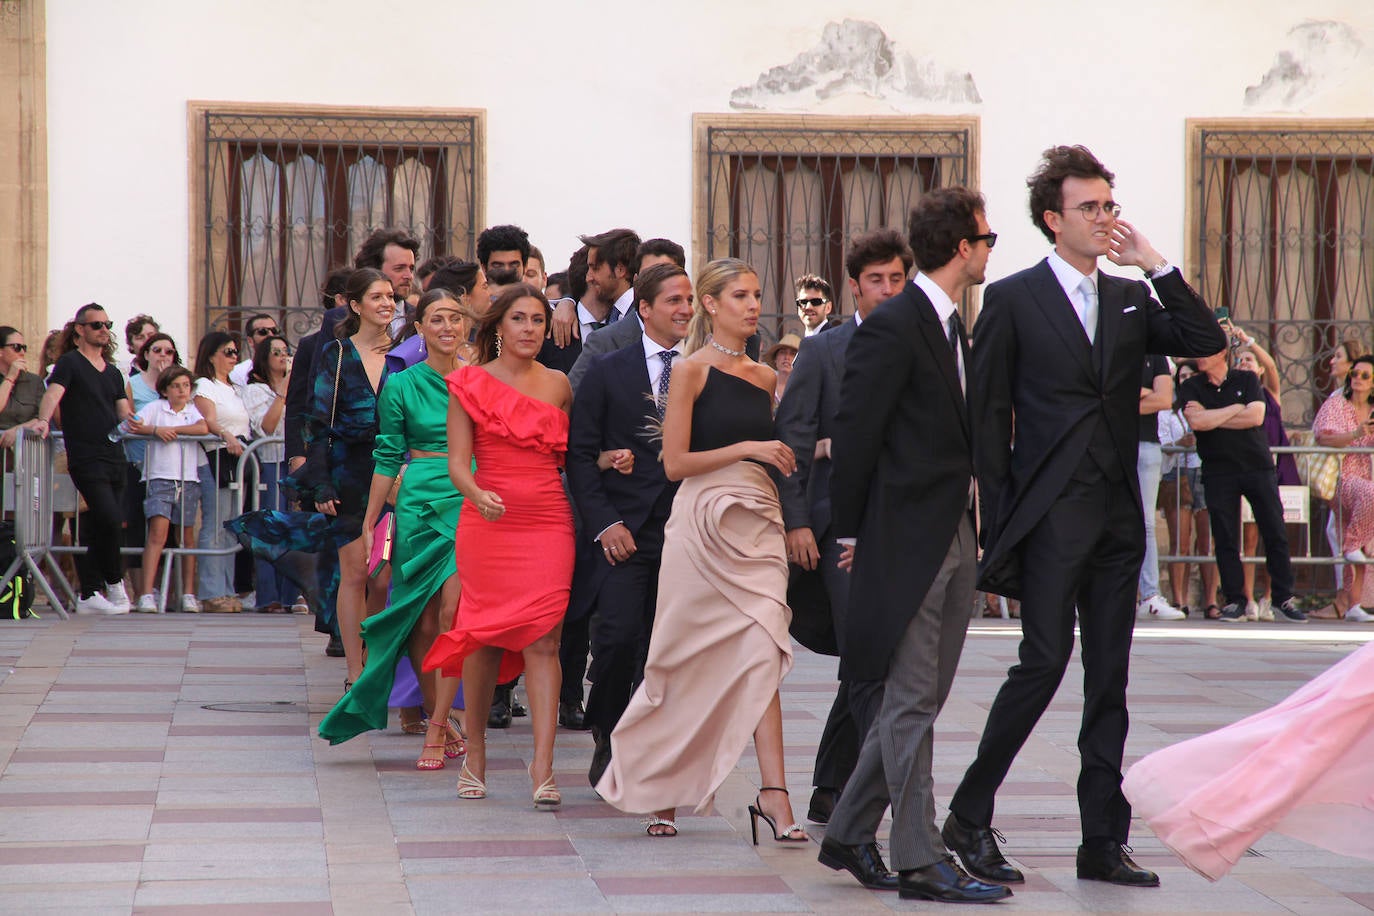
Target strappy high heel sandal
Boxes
[444,716,467,759]
[748,786,808,845]
[399,707,428,735]
[529,764,561,811]
[415,739,446,771]
[457,763,486,800]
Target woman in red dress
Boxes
[422,284,574,809]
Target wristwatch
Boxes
[1146,260,1171,277]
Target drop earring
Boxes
[495,334,503,358]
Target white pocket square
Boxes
[1122,305,1137,314]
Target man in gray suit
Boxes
[774,228,912,825]
[818,187,1010,903]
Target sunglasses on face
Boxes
[83,320,115,330]
[967,232,999,248]
[3,343,27,353]
[796,297,829,308]
[269,348,291,357]
[1352,370,1374,381]
[252,327,280,337]
[220,348,238,358]
[149,346,176,356]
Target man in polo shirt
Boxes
[1179,348,1304,622]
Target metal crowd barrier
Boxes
[1157,442,1374,568]
[0,428,285,617]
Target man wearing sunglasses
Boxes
[943,145,1227,890]
[794,275,841,337]
[229,313,279,387]
[32,303,136,615]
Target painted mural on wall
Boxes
[730,19,980,111]
[1244,20,1369,110]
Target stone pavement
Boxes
[1,611,1372,915]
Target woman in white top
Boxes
[192,331,252,612]
[240,333,293,613]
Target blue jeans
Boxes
[253,460,293,607]
[1136,441,1163,600]
[196,460,237,599]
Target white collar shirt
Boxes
[1047,249,1100,338]
[912,273,964,391]
[642,334,679,393]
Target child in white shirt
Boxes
[127,366,208,612]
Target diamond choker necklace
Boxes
[708,338,745,357]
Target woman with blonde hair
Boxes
[597,258,807,843]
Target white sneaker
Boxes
[1345,605,1374,622]
[1137,595,1186,620]
[75,592,126,615]
[1245,600,1260,621]
[181,594,201,614]
[1258,598,1274,621]
[105,581,131,612]
[135,593,159,613]
[1343,549,1368,563]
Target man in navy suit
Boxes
[944,145,1227,890]
[566,263,693,786]
[774,228,913,825]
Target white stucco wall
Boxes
[44,0,1374,352]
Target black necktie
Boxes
[605,308,621,325]
[590,319,609,331]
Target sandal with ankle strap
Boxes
[457,763,486,800]
[644,816,678,837]
[748,786,808,845]
[444,717,466,759]
[415,742,446,771]
[529,764,561,810]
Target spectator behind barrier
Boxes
[1313,353,1374,622]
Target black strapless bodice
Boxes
[689,367,774,452]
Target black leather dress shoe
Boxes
[325,634,345,658]
[1076,843,1160,887]
[558,700,589,730]
[587,730,612,788]
[488,686,513,730]
[817,837,899,890]
[511,697,528,717]
[899,857,1013,903]
[807,787,839,824]
[941,813,1024,884]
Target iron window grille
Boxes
[1190,120,1374,428]
[191,103,485,344]
[694,115,978,345]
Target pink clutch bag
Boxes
[368,511,395,578]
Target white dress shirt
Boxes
[912,273,964,391]
[1047,250,1100,341]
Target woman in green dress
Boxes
[318,288,477,763]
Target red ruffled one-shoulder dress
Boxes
[422,365,574,683]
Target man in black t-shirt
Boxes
[1178,348,1303,622]
[33,304,134,615]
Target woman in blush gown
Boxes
[596,258,806,843]
[422,283,574,809]
[1122,640,1374,881]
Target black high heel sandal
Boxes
[748,786,808,845]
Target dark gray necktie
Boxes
[948,312,965,393]
[656,350,677,418]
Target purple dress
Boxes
[1262,389,1301,486]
